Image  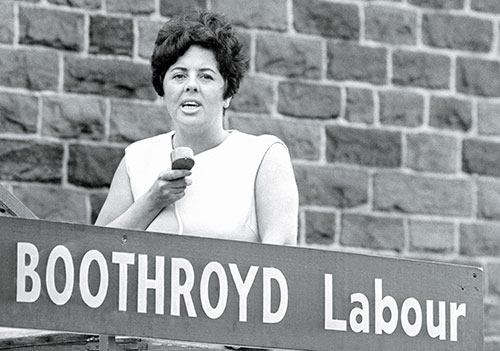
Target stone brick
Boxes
[477,178,500,220]
[278,82,341,119]
[374,172,472,216]
[487,263,500,299]
[392,50,450,89]
[0,2,13,44]
[294,165,368,207]
[461,223,500,257]
[326,126,401,167]
[42,95,106,140]
[228,116,321,161]
[90,192,107,224]
[138,20,164,59]
[47,0,101,9]
[340,214,405,251]
[485,303,500,337]
[64,56,156,100]
[89,16,133,56]
[256,33,322,79]
[345,88,374,124]
[110,100,172,143]
[409,220,455,253]
[305,211,335,245]
[463,139,500,177]
[406,133,457,173]
[0,48,58,91]
[457,57,500,97]
[486,340,500,351]
[212,0,287,31]
[230,76,274,114]
[429,96,472,131]
[365,5,416,45]
[159,0,207,17]
[471,0,500,13]
[327,43,387,85]
[19,7,84,51]
[0,92,38,134]
[12,185,87,224]
[408,0,464,9]
[68,144,123,188]
[379,90,423,127]
[293,0,359,40]
[478,101,500,135]
[107,0,154,14]
[0,140,63,183]
[423,14,493,52]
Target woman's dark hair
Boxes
[151,10,249,99]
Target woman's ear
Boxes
[223,96,232,109]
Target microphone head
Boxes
[170,147,195,170]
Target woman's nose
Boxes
[184,75,199,92]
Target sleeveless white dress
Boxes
[124,130,287,242]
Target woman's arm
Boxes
[255,143,299,245]
[95,157,191,231]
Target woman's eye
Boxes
[200,74,213,80]
[172,73,185,80]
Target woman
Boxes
[95,10,298,245]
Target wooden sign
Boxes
[0,216,483,350]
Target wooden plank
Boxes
[0,184,37,219]
[0,216,483,350]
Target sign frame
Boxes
[0,215,484,351]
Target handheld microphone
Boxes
[170,147,195,171]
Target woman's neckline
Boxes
[170,130,235,156]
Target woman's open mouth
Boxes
[180,100,201,113]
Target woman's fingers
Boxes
[158,169,191,180]
[155,170,192,202]
[159,177,191,189]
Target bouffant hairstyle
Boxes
[151,10,249,99]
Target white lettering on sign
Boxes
[200,262,228,319]
[262,267,288,324]
[46,245,74,306]
[79,250,109,308]
[138,254,164,315]
[112,252,134,312]
[229,264,258,322]
[14,242,469,341]
[16,242,41,303]
[15,243,288,324]
[427,300,446,340]
[323,274,467,341]
[171,257,197,317]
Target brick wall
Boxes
[1,0,500,347]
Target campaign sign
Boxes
[0,216,483,350]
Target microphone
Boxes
[170,147,195,171]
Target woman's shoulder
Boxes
[125,131,173,154]
[230,130,285,148]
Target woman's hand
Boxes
[147,169,192,210]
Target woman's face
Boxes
[162,45,231,133]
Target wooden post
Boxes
[0,183,116,351]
